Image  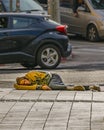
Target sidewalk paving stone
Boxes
[0,88,104,130]
[56,91,75,101]
[91,103,104,130]
[21,91,42,101]
[38,91,60,101]
[0,124,20,130]
[75,91,93,102]
[68,102,91,130]
[2,90,27,101]
[93,92,104,102]
[0,88,13,99]
[1,89,103,102]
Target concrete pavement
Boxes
[0,88,104,130]
[0,66,104,130]
[1,34,104,130]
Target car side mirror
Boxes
[41,4,48,10]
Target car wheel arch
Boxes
[87,22,97,30]
[87,20,99,31]
[34,39,63,57]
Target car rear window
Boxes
[12,16,44,29]
[60,0,73,8]
[12,17,34,29]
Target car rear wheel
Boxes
[37,44,61,69]
[21,63,37,69]
[87,24,99,42]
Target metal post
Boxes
[16,0,20,12]
[48,0,60,23]
[0,0,2,12]
[10,0,12,12]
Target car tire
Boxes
[87,24,99,42]
[21,63,37,69]
[37,44,61,69]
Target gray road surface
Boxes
[0,37,104,130]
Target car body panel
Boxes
[0,13,72,68]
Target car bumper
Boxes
[99,28,104,39]
[63,42,72,57]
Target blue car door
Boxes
[0,15,38,63]
[0,16,14,53]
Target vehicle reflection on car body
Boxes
[0,13,72,69]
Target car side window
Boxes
[60,0,73,8]
[12,17,33,29]
[84,3,90,12]
[0,17,8,28]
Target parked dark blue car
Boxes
[0,13,72,69]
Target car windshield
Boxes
[2,0,43,12]
[90,0,104,9]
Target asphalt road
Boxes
[0,35,104,70]
[59,35,104,69]
[0,36,104,130]
[0,35,104,87]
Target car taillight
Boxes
[56,25,67,35]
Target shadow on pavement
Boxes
[0,63,104,74]
[57,63,104,71]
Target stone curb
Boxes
[0,99,104,103]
